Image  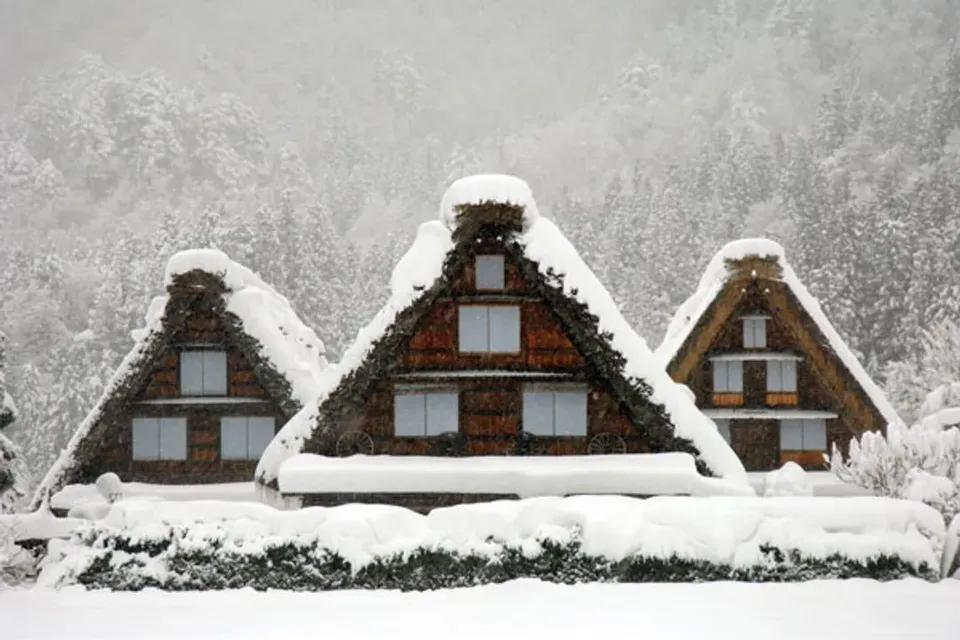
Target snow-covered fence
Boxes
[40,495,948,590]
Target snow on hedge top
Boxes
[33,250,328,508]
[163,249,329,405]
[656,238,902,429]
[258,180,747,488]
[440,174,540,231]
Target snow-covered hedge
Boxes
[40,496,947,590]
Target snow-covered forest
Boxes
[1,0,959,480]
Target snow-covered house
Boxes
[32,250,328,509]
[256,175,747,511]
[656,239,902,472]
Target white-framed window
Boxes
[475,254,505,290]
[394,384,459,437]
[714,418,731,444]
[180,350,227,396]
[713,360,743,393]
[767,360,798,392]
[220,417,276,460]
[132,417,187,460]
[522,383,588,436]
[743,317,767,348]
[458,305,520,353]
[779,419,827,450]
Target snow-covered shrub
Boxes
[0,433,30,513]
[829,425,960,521]
[945,514,960,579]
[0,523,38,586]
[763,462,813,497]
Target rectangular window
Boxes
[475,255,505,290]
[522,384,588,436]
[132,417,187,460]
[714,418,731,444]
[743,317,767,348]
[713,360,743,393]
[180,350,227,396]
[221,417,276,460]
[779,419,827,450]
[394,385,458,437]
[458,305,520,353]
[767,360,798,392]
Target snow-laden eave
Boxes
[655,239,902,431]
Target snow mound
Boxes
[656,237,902,430]
[439,174,540,232]
[917,382,960,431]
[762,462,813,497]
[0,497,84,542]
[277,453,753,498]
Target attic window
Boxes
[475,254,505,290]
[742,317,767,348]
[180,350,227,396]
[459,305,520,353]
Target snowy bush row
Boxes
[39,495,950,589]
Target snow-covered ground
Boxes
[3,580,959,640]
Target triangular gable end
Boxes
[258,175,747,492]
[32,251,328,508]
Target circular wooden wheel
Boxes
[588,433,627,455]
[336,431,375,457]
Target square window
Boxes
[779,418,826,450]
[132,417,186,460]
[767,360,797,392]
[458,305,520,353]
[221,417,276,460]
[475,255,505,290]
[713,360,743,393]
[394,385,458,437]
[743,318,768,348]
[522,384,587,437]
[180,350,227,396]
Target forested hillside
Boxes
[1,0,958,478]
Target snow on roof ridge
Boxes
[655,238,902,429]
[34,250,329,507]
[439,174,540,231]
[258,191,748,488]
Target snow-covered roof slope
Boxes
[655,238,902,429]
[32,250,328,508]
[258,175,747,489]
[278,453,752,498]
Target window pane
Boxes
[475,255,505,290]
[779,419,804,450]
[523,391,555,435]
[554,391,587,436]
[247,417,276,458]
[782,360,797,392]
[220,417,249,460]
[756,318,767,348]
[458,306,489,352]
[767,360,782,392]
[426,392,459,436]
[714,419,731,444]
[713,361,728,391]
[202,351,228,396]
[180,351,204,396]
[488,306,520,352]
[803,419,827,450]
[728,361,743,393]
[395,393,426,436]
[132,418,159,460]
[158,418,187,460]
[743,319,756,348]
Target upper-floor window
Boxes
[522,383,588,436]
[767,360,798,392]
[132,417,187,460]
[475,254,505,290]
[180,350,227,396]
[394,384,458,437]
[743,317,767,348]
[779,418,826,451]
[220,416,275,460]
[458,305,520,353]
[713,360,743,393]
